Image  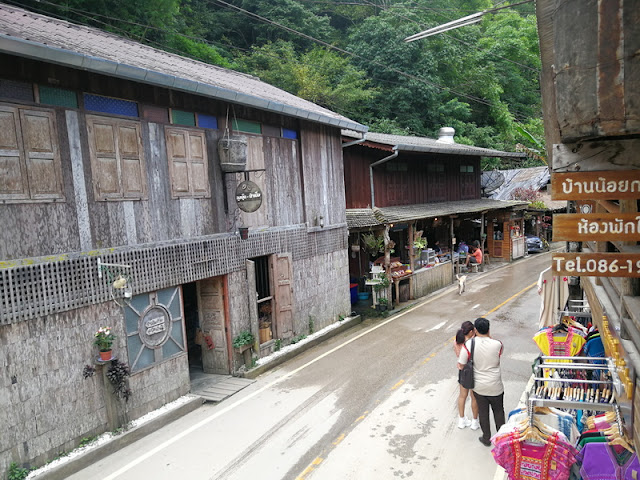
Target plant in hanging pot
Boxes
[94,326,116,361]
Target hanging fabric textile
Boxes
[537,267,570,329]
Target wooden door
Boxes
[246,259,260,351]
[197,277,229,374]
[271,253,294,341]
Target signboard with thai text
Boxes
[551,170,640,200]
[552,253,640,277]
[552,213,640,241]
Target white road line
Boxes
[104,294,435,479]
[472,303,481,309]
[425,320,446,332]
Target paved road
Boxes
[69,252,550,480]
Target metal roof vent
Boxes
[436,127,455,144]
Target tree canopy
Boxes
[14,0,544,168]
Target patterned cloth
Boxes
[577,442,640,479]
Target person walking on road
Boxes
[454,321,479,430]
[457,317,505,446]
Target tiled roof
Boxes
[346,199,528,229]
[342,131,526,159]
[0,4,366,132]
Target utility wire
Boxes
[211,0,533,119]
[10,0,534,121]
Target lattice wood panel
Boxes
[1,225,347,324]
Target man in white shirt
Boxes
[458,317,505,446]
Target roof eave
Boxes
[0,34,368,133]
[394,143,527,159]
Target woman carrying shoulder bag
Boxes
[454,321,479,429]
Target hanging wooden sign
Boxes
[235,180,262,212]
[552,253,640,277]
[552,213,640,241]
[551,170,640,200]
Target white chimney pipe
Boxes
[436,127,455,144]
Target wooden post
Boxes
[450,216,456,278]
[383,225,392,307]
[408,222,415,272]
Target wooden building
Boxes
[0,4,367,473]
[537,0,640,451]
[342,130,528,304]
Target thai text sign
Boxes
[552,213,640,241]
[552,253,640,278]
[235,180,262,213]
[551,170,640,200]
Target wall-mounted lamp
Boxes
[319,215,324,228]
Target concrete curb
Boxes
[32,396,204,480]
[241,315,363,380]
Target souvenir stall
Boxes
[491,308,637,479]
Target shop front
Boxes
[486,211,526,262]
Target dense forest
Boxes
[10,0,545,169]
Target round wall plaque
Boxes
[235,180,263,213]
[139,305,171,348]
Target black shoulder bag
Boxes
[458,338,475,389]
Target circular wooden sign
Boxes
[235,180,263,212]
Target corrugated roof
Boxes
[489,167,550,200]
[486,166,566,211]
[0,4,366,132]
[346,199,528,229]
[342,130,526,159]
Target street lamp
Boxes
[404,0,534,42]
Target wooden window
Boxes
[0,104,64,202]
[165,127,210,198]
[86,115,147,201]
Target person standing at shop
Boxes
[458,317,505,446]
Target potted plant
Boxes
[233,330,254,353]
[233,330,255,369]
[377,297,389,311]
[372,272,391,293]
[94,326,116,361]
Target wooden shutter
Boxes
[87,115,146,201]
[0,105,28,200]
[20,108,63,200]
[118,124,145,198]
[166,127,210,198]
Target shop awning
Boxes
[346,199,528,229]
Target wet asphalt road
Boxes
[69,252,551,480]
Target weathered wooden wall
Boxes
[1,55,348,261]
[411,262,453,298]
[538,0,640,145]
[300,122,346,227]
[344,146,481,209]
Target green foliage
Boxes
[233,330,255,348]
[362,233,385,254]
[8,463,31,480]
[373,272,390,293]
[529,200,547,210]
[19,0,542,168]
[308,316,315,334]
[78,435,98,448]
[290,334,307,344]
[378,297,388,305]
[274,339,282,351]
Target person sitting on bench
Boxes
[465,244,483,268]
